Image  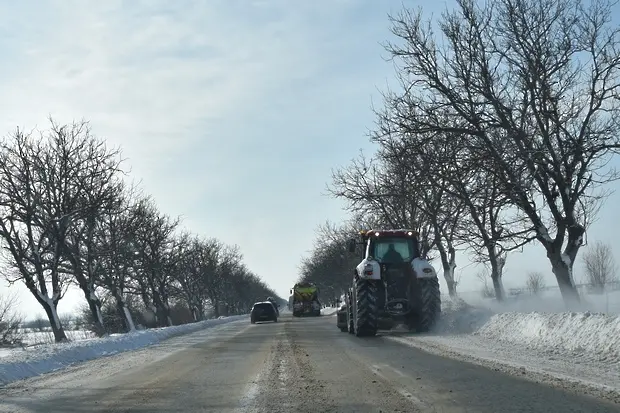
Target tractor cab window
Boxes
[371,238,418,263]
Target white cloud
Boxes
[1,0,358,219]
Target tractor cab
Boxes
[348,229,423,263]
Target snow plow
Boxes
[345,229,440,337]
[291,282,321,317]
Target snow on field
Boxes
[18,329,97,347]
[387,290,620,401]
[0,315,247,386]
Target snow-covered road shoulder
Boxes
[321,306,339,316]
[386,300,620,403]
[0,315,248,386]
[476,311,620,364]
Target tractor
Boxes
[344,229,440,337]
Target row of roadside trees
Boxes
[0,118,278,343]
[298,0,620,307]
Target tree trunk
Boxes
[111,290,135,332]
[212,298,220,318]
[31,289,68,342]
[152,290,172,327]
[548,252,581,307]
[436,239,457,297]
[543,223,583,307]
[488,252,506,302]
[41,298,68,342]
[81,286,105,336]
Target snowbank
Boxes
[19,329,97,346]
[321,306,339,316]
[475,311,620,364]
[0,315,247,386]
[434,298,620,365]
[388,295,620,398]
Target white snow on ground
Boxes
[386,290,620,402]
[17,329,97,347]
[476,311,620,364]
[321,306,339,316]
[0,315,247,386]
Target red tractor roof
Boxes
[360,229,419,238]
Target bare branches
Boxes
[526,271,546,295]
[374,0,620,305]
[581,240,617,292]
[311,0,620,308]
[0,117,280,336]
[0,292,23,346]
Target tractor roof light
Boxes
[407,231,413,236]
[375,232,380,236]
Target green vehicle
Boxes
[291,282,321,317]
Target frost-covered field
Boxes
[389,289,620,399]
[0,315,248,386]
[18,328,97,347]
[0,328,97,359]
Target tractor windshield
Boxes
[371,237,419,263]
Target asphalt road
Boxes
[0,312,618,413]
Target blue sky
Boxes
[0,0,619,319]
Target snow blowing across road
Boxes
[0,315,247,386]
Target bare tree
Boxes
[0,122,283,338]
[0,128,70,342]
[95,184,143,332]
[0,292,23,346]
[36,120,125,336]
[131,197,179,327]
[379,0,620,306]
[173,235,223,321]
[328,150,464,296]
[582,240,617,293]
[376,144,466,297]
[298,221,360,300]
[476,269,495,298]
[172,233,202,322]
[526,271,546,295]
[329,151,431,238]
[33,317,47,332]
[406,130,537,301]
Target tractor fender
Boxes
[355,258,381,280]
[411,257,438,279]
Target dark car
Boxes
[251,301,278,324]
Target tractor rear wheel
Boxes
[353,279,378,337]
[416,277,441,332]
